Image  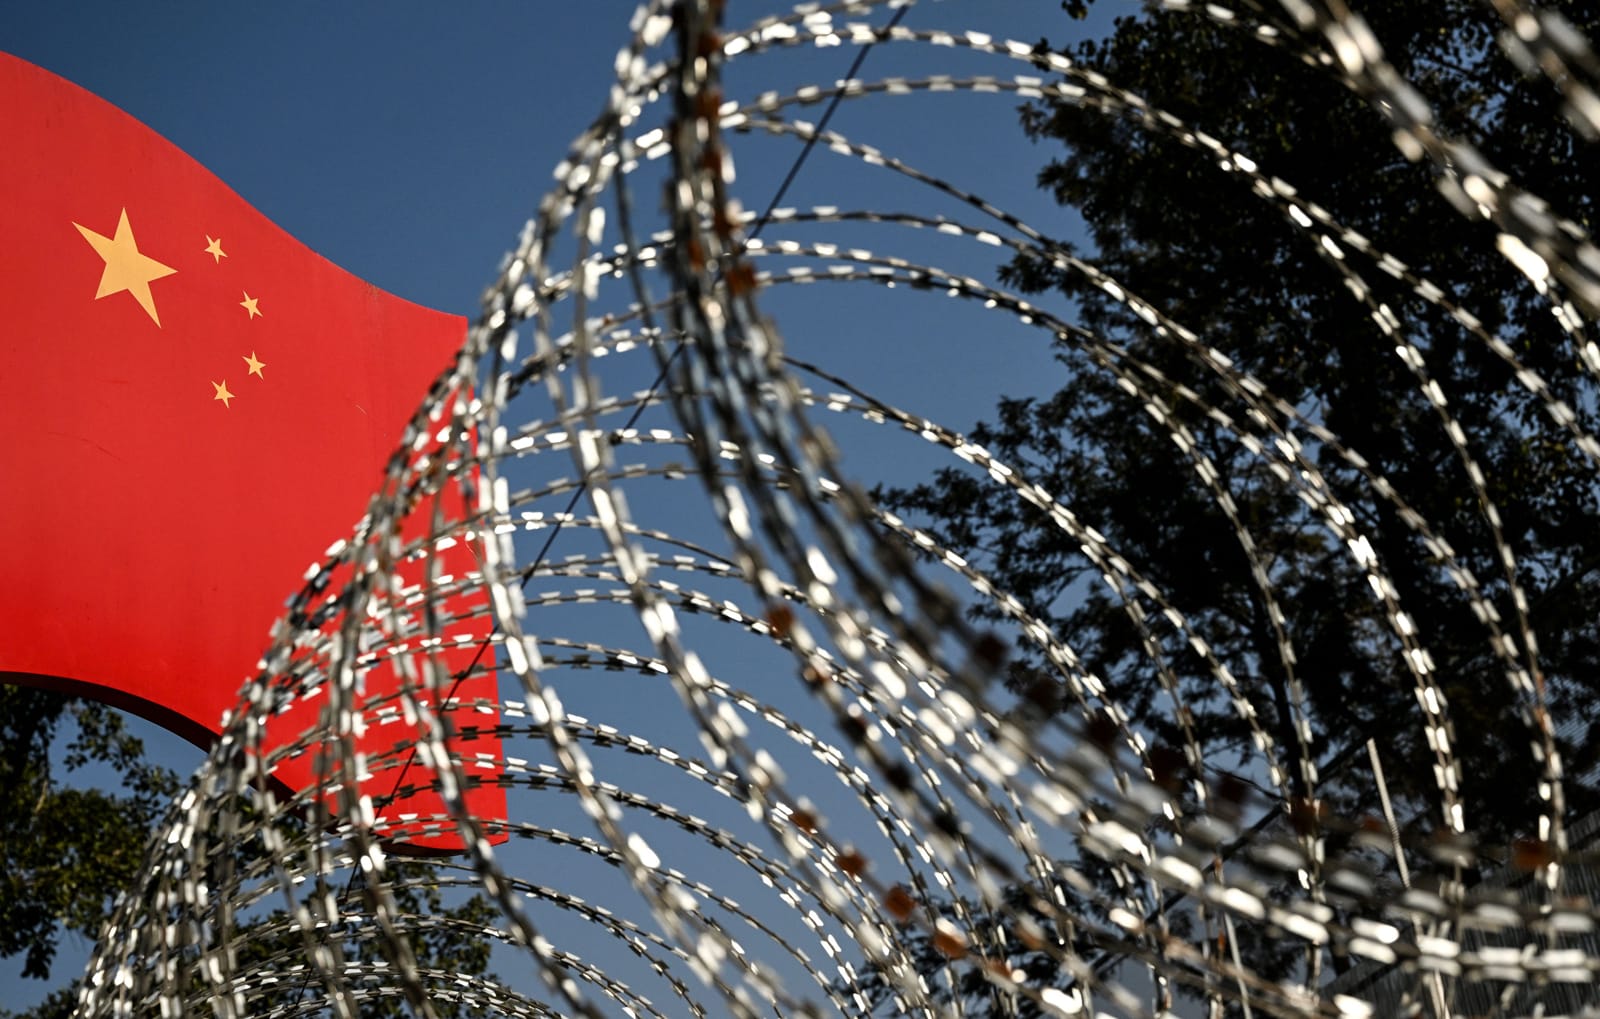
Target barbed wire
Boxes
[77,1,1600,1016]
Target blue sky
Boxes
[2,2,1108,320]
[1,2,1128,1011]
[4,4,633,316]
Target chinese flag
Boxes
[0,51,504,852]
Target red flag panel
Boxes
[0,51,504,853]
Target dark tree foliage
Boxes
[2,858,498,1019]
[897,0,1600,844]
[214,855,502,1019]
[0,687,497,1018]
[0,687,179,982]
[198,800,503,1019]
[874,0,1600,1012]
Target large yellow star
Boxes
[212,380,234,408]
[73,208,177,327]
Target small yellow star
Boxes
[240,292,262,319]
[212,379,234,408]
[73,208,177,326]
[204,236,227,263]
[243,351,266,378]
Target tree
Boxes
[0,687,498,1019]
[877,0,1600,1010]
[0,687,179,985]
